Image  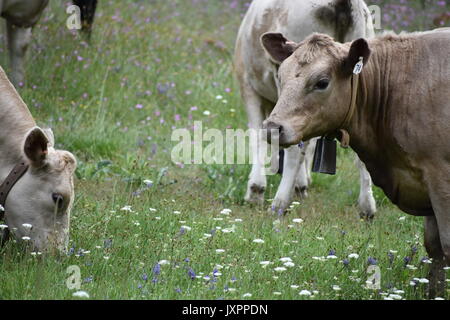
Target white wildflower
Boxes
[332,285,341,291]
[260,261,271,268]
[72,291,89,298]
[283,262,295,267]
[279,257,292,262]
[274,267,287,272]
[220,208,231,215]
[22,223,33,230]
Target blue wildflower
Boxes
[142,273,148,281]
[104,239,113,249]
[188,268,196,280]
[67,247,75,256]
[367,257,378,265]
[153,263,161,275]
[388,252,394,265]
[403,256,411,266]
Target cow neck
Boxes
[0,71,35,187]
[344,43,392,160]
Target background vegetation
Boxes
[0,0,448,299]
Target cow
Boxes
[0,0,98,87]
[234,0,377,218]
[260,28,450,297]
[0,65,77,253]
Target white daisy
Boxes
[274,267,287,272]
[72,291,89,298]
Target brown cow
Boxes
[261,28,450,297]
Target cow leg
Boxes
[294,140,312,198]
[424,215,446,299]
[304,137,317,186]
[243,86,269,205]
[356,156,377,220]
[6,21,32,87]
[271,145,302,214]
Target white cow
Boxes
[0,0,49,87]
[0,65,77,252]
[234,0,377,217]
[0,0,97,87]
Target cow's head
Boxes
[4,127,77,253]
[261,32,371,146]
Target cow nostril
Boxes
[264,121,283,133]
[52,193,64,209]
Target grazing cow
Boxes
[0,0,98,87]
[261,28,450,297]
[235,0,377,217]
[0,66,77,252]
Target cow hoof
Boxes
[295,185,308,199]
[359,211,375,221]
[269,198,290,215]
[245,184,265,205]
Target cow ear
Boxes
[24,127,49,167]
[261,32,297,64]
[42,128,55,147]
[343,38,371,75]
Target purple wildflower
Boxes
[153,263,161,275]
[188,268,196,280]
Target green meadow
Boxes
[0,0,448,299]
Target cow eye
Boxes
[314,79,329,90]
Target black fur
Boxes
[73,0,98,39]
[315,0,353,43]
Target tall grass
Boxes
[0,0,448,299]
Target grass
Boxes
[0,0,448,300]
